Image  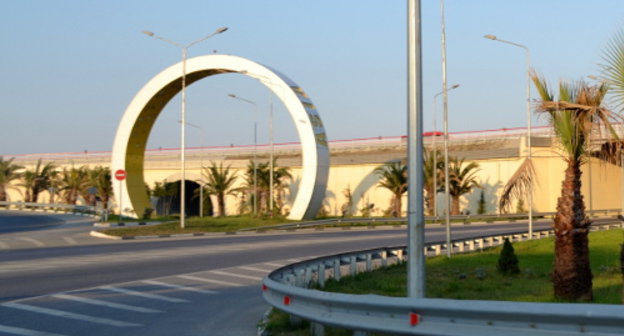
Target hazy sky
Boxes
[2,0,623,155]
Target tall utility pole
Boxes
[440,0,452,257]
[143,27,228,228]
[407,0,425,299]
[484,34,533,238]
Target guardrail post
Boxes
[366,253,372,271]
[318,264,326,288]
[380,251,388,267]
[476,239,483,251]
[333,259,341,281]
[433,245,441,256]
[395,249,403,262]
[305,268,313,287]
[350,256,357,276]
[458,242,464,253]
[310,322,325,336]
[468,240,475,251]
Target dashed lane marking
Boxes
[16,237,44,247]
[1,302,141,327]
[177,275,243,288]
[0,324,68,336]
[51,294,161,313]
[61,237,77,245]
[263,262,286,268]
[141,280,217,295]
[238,266,272,273]
[99,286,188,303]
[209,270,263,281]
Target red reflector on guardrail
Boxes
[262,284,267,291]
[284,296,291,305]
[410,312,420,326]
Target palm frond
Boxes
[499,158,535,213]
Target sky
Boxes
[1,0,624,155]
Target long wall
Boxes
[5,130,624,217]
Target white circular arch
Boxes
[111,55,328,220]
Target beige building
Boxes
[5,126,624,217]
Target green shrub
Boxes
[497,238,520,275]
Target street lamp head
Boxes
[450,84,460,90]
[215,27,229,34]
[228,93,237,98]
[142,30,155,37]
[483,34,497,41]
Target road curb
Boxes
[89,230,123,240]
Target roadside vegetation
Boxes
[265,229,624,335]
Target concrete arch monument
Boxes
[111,55,329,220]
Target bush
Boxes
[497,238,520,275]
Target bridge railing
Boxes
[262,222,624,335]
[0,201,106,219]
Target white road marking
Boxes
[61,237,77,245]
[263,262,285,268]
[177,275,243,287]
[0,324,67,336]
[141,280,217,294]
[287,258,301,263]
[238,266,271,273]
[0,241,10,249]
[209,270,263,281]
[51,294,161,313]
[99,286,188,303]
[1,302,141,327]
[16,238,44,247]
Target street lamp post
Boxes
[484,34,533,239]
[143,27,227,229]
[228,93,259,215]
[432,84,459,219]
[180,121,206,217]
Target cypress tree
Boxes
[497,238,520,275]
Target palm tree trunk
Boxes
[394,193,402,217]
[451,196,460,215]
[552,159,593,301]
[0,187,6,202]
[218,193,226,217]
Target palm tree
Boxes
[447,157,480,215]
[89,166,112,209]
[424,149,443,216]
[531,71,619,301]
[0,157,23,202]
[202,162,238,217]
[247,159,292,215]
[374,161,407,217]
[59,166,87,205]
[19,160,57,203]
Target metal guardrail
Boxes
[241,209,624,233]
[262,222,624,335]
[0,201,106,219]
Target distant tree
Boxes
[375,161,407,217]
[424,149,443,216]
[340,185,354,217]
[448,157,480,215]
[0,157,23,202]
[90,166,112,209]
[19,160,57,203]
[477,189,487,215]
[59,166,87,205]
[203,162,238,217]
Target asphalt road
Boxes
[0,211,573,336]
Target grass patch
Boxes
[266,229,624,335]
[100,215,294,236]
